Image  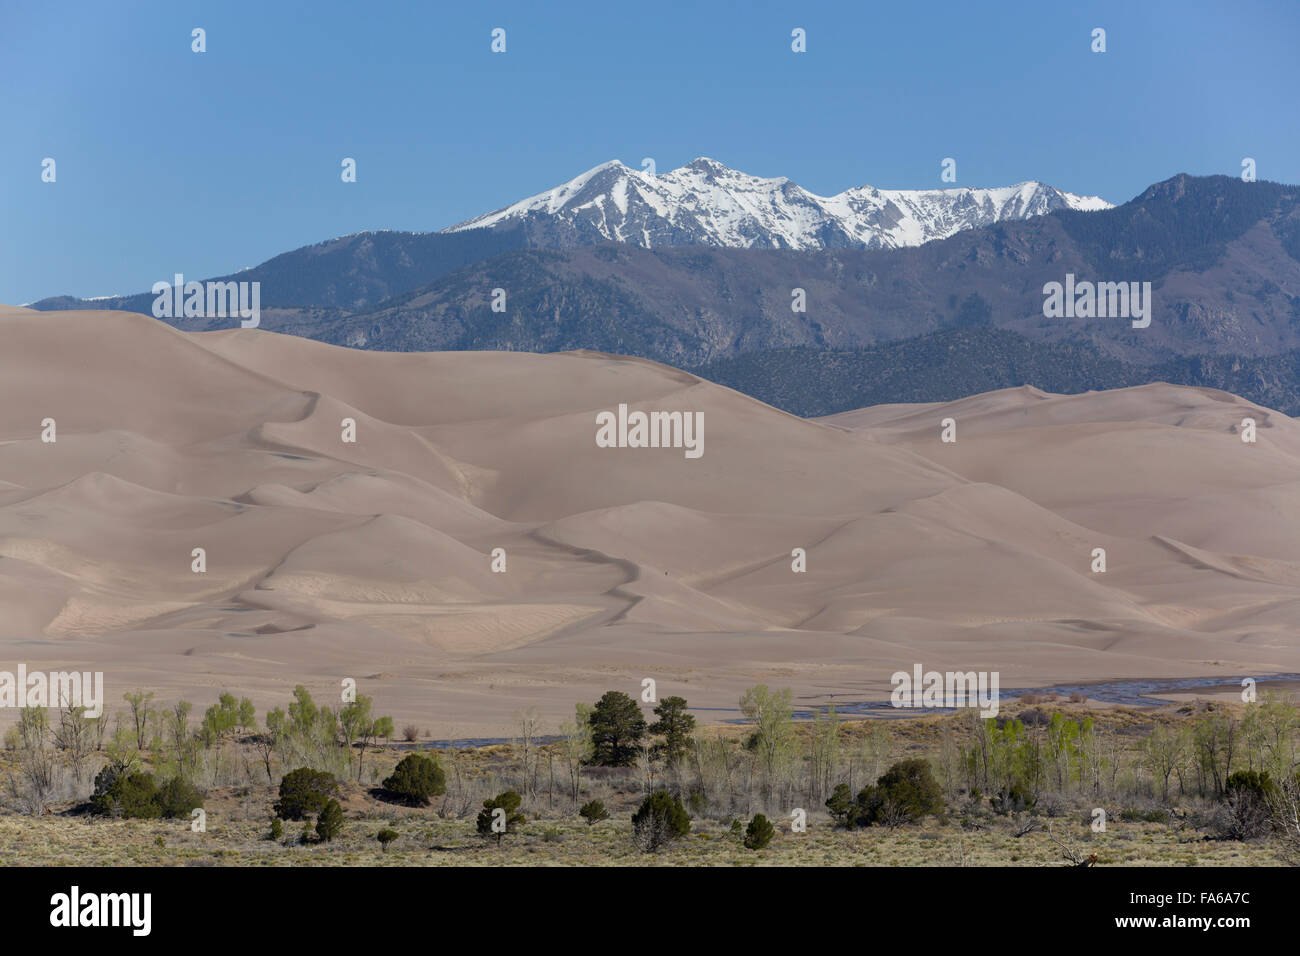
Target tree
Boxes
[53,705,95,784]
[514,708,542,798]
[649,696,696,765]
[274,767,339,821]
[631,790,690,852]
[376,828,399,852]
[744,814,775,850]
[123,690,154,751]
[237,697,256,732]
[166,701,198,777]
[382,753,446,805]
[252,707,284,785]
[739,685,795,787]
[288,686,319,738]
[339,695,394,781]
[477,791,526,845]
[315,798,344,842]
[587,691,647,767]
[200,693,240,747]
[559,703,594,800]
[579,800,609,826]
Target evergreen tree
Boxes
[649,696,696,764]
[587,691,647,767]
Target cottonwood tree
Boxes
[339,695,393,781]
[5,708,55,814]
[739,685,795,793]
[514,708,542,797]
[559,703,593,801]
[54,704,96,785]
[123,690,155,751]
[1142,724,1186,802]
[807,706,841,804]
[251,707,286,784]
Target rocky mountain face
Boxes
[27,172,1300,416]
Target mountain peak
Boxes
[444,159,1113,250]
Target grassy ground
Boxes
[0,701,1293,866]
[0,797,1281,867]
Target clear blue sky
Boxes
[2,0,1297,304]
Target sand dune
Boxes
[1,307,1299,734]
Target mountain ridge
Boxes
[443,156,1112,251]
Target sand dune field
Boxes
[2,305,1298,734]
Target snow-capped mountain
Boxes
[443,157,1112,251]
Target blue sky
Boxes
[2,0,1297,304]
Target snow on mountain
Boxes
[443,157,1112,251]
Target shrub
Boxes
[744,814,775,850]
[401,725,420,743]
[632,790,690,852]
[826,782,855,826]
[156,776,204,819]
[376,827,398,852]
[990,782,1036,815]
[834,759,945,829]
[274,767,338,821]
[1216,770,1276,840]
[315,798,344,843]
[476,791,525,844]
[381,753,446,805]
[89,772,161,819]
[579,800,609,825]
[269,818,283,841]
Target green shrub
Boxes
[315,798,344,843]
[476,791,525,844]
[1217,770,1276,840]
[835,759,945,829]
[825,782,855,826]
[632,790,690,852]
[274,767,339,821]
[269,817,283,841]
[89,772,161,819]
[381,753,446,805]
[156,776,204,819]
[376,827,399,852]
[743,814,775,850]
[579,800,609,825]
